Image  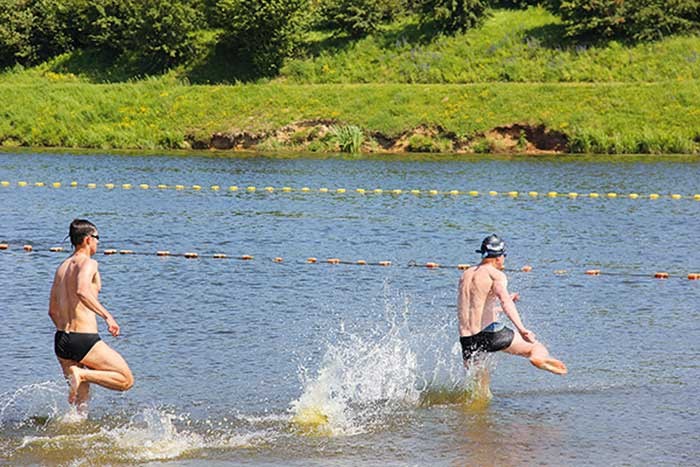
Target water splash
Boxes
[289,291,491,435]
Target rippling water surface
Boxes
[1,150,698,465]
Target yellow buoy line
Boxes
[0,180,699,200]
[1,243,698,280]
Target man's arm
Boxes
[48,270,61,327]
[76,259,120,336]
[492,271,535,343]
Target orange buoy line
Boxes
[1,243,699,278]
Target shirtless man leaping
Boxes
[458,234,567,375]
[49,219,134,415]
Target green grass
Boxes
[280,8,700,84]
[0,75,698,153]
[0,8,698,154]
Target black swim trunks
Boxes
[460,322,515,362]
[54,331,101,362]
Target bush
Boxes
[417,0,489,34]
[74,0,202,72]
[559,0,700,41]
[216,0,307,77]
[0,0,74,67]
[316,0,408,37]
[329,125,364,153]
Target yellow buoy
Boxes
[469,191,479,196]
[35,182,45,187]
[139,184,149,190]
[373,189,383,194]
[211,185,220,191]
[87,183,96,189]
[410,189,421,195]
[568,192,578,198]
[157,184,168,189]
[192,185,202,191]
[507,191,518,197]
[449,190,460,195]
[175,185,185,190]
[628,193,639,199]
[265,186,275,192]
[392,189,402,195]
[283,187,292,192]
[319,188,329,193]
[122,184,132,190]
[606,192,617,198]
[589,192,600,198]
[356,188,366,194]
[694,194,700,200]
[246,186,256,192]
[428,190,439,195]
[105,183,115,189]
[1,181,10,187]
[52,182,61,188]
[229,186,238,191]
[70,181,78,187]
[488,191,498,196]
[649,193,660,199]
[528,191,538,197]
[301,187,310,192]
[547,191,558,198]
[336,188,346,194]
[18,181,27,187]
[671,194,682,200]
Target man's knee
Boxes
[119,370,134,391]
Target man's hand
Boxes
[520,328,536,343]
[511,292,520,302]
[106,316,120,337]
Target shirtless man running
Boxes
[458,234,567,375]
[49,219,134,414]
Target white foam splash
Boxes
[290,299,423,435]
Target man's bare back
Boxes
[457,235,567,375]
[49,219,134,414]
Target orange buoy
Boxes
[240,255,253,260]
[457,264,470,270]
[23,245,33,252]
[50,247,64,252]
[156,251,171,256]
[426,262,440,268]
[378,261,391,266]
[184,252,199,259]
[654,272,669,279]
[327,258,341,264]
[521,265,533,272]
[688,273,700,280]
[0,243,8,250]
[356,260,367,265]
[273,257,283,263]
[307,257,317,263]
[104,249,117,255]
[213,253,228,259]
[119,250,134,255]
[585,269,601,276]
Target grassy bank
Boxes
[0,7,698,154]
[1,78,698,154]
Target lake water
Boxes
[0,150,698,466]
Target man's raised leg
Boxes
[503,332,567,375]
[71,341,134,392]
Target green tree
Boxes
[317,0,409,37]
[559,0,699,41]
[418,0,489,34]
[216,0,308,76]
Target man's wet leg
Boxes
[75,341,134,392]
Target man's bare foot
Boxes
[67,366,82,404]
[530,357,568,375]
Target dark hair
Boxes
[69,219,97,247]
